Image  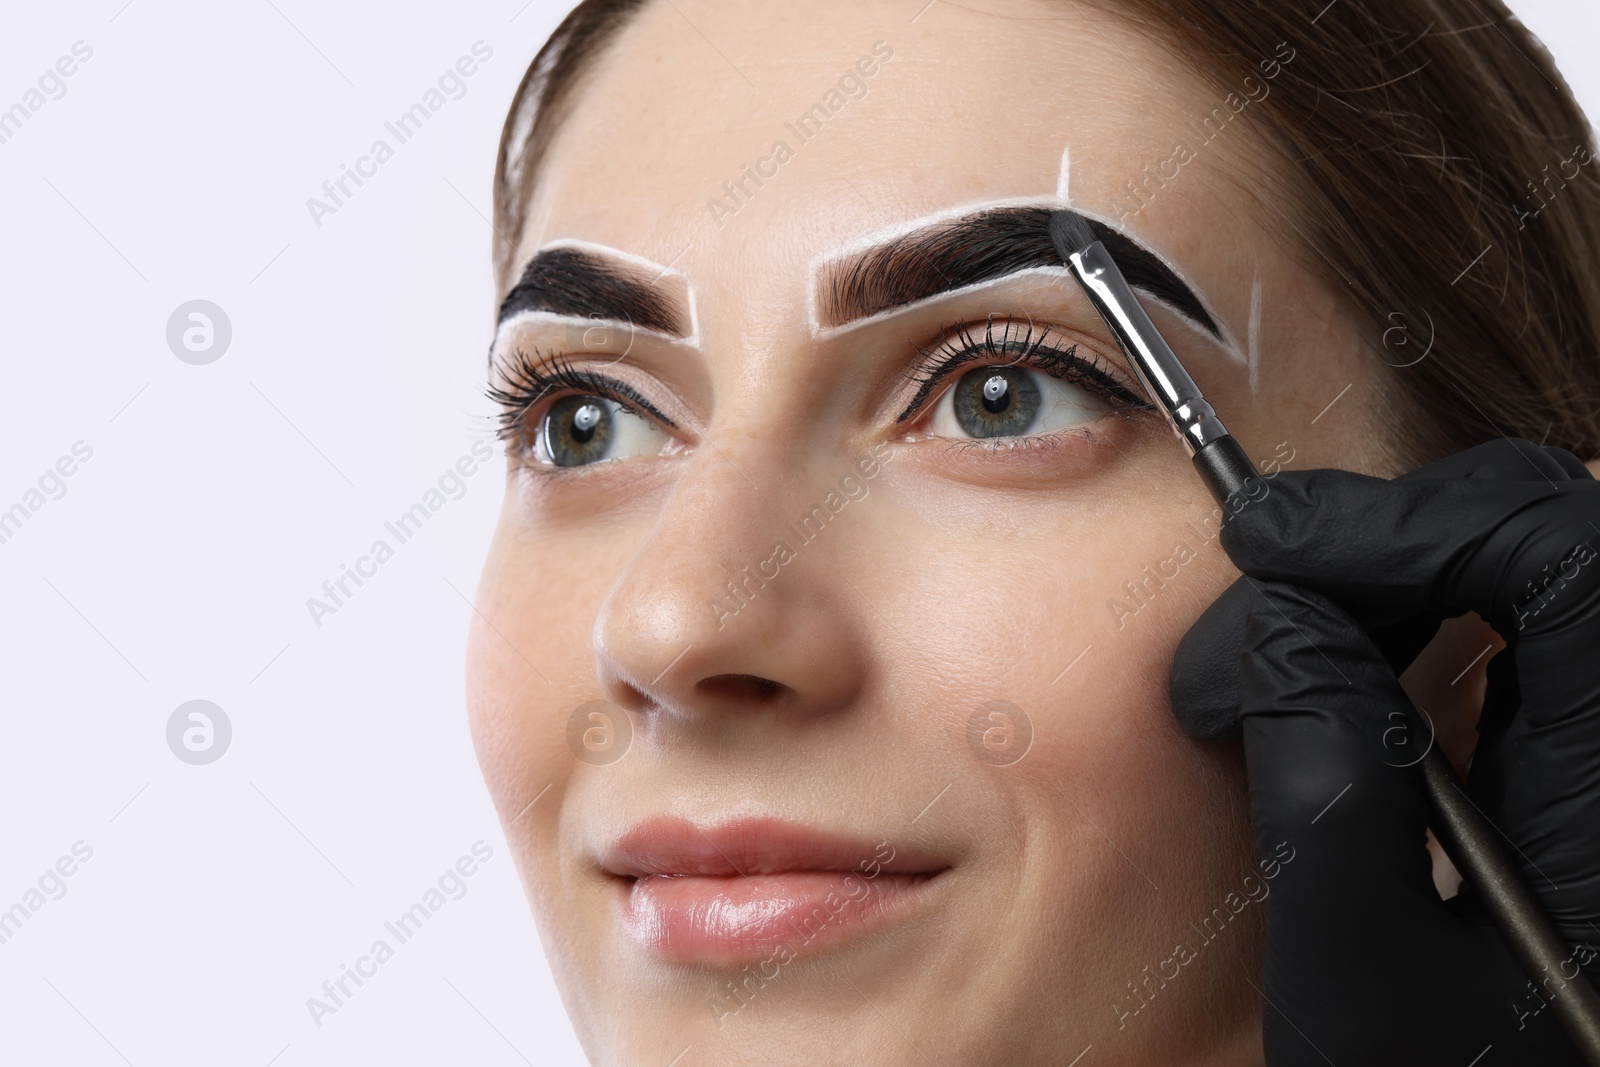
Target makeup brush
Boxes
[1047,207,1600,1061]
[1047,211,1260,503]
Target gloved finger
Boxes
[1240,580,1441,934]
[1456,643,1600,934]
[1396,437,1592,484]
[1221,456,1600,727]
[1239,581,1533,1063]
[1225,441,1600,928]
[1169,579,1252,742]
[1218,440,1597,628]
[1171,580,1438,742]
[1170,439,1586,742]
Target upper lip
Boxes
[600,815,950,878]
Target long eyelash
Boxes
[895,317,1153,424]
[485,347,676,443]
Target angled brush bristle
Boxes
[1047,210,1099,261]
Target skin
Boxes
[466,1,1425,1063]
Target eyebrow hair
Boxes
[497,246,687,336]
[820,206,1219,337]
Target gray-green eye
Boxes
[931,366,1112,440]
[537,395,670,467]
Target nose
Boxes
[592,447,875,726]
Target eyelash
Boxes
[486,348,678,446]
[896,317,1150,425]
[484,319,1152,455]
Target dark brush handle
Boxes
[1192,433,1260,505]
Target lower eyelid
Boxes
[940,425,1092,450]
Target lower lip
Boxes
[618,869,941,963]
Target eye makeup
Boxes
[486,313,1155,483]
[489,349,680,436]
[895,317,1151,427]
[485,213,1211,476]
[488,347,689,473]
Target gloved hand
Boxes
[1170,438,1600,1065]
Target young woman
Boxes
[467,1,1600,1062]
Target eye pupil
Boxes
[981,374,1010,412]
[542,395,615,466]
[571,402,603,441]
[953,366,1041,438]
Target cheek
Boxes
[868,432,1235,714]
[865,444,1248,816]
[896,483,1241,809]
[466,510,599,860]
[847,468,1257,1029]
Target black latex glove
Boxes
[1170,438,1600,1065]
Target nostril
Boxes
[698,674,787,704]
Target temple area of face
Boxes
[815,206,1220,339]
[497,244,693,338]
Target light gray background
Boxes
[0,2,1594,1065]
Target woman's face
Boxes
[468,2,1390,1063]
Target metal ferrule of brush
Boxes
[1067,242,1229,456]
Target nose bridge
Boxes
[591,422,880,721]
[651,443,791,630]
[704,443,879,617]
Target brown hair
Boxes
[492,0,1600,463]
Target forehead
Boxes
[513,0,1244,306]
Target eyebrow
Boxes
[820,206,1219,337]
[497,246,688,336]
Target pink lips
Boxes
[601,816,948,963]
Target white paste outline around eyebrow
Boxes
[805,195,1051,333]
[814,264,1072,337]
[494,237,702,353]
[804,196,1244,364]
[811,263,1242,367]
